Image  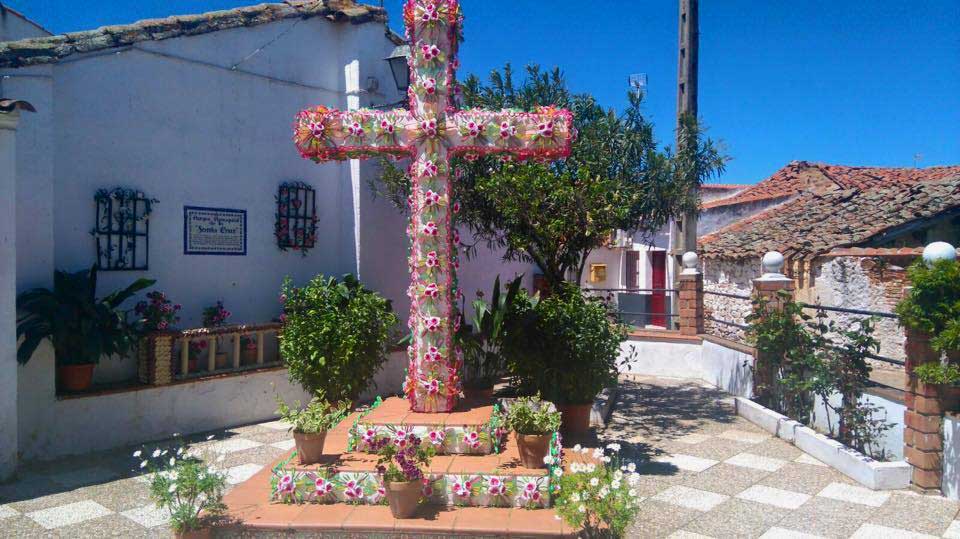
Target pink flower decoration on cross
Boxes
[423,346,442,363]
[423,283,439,298]
[421,43,441,61]
[421,221,438,236]
[425,316,441,332]
[347,121,364,138]
[420,118,438,137]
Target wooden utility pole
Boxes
[670,0,699,328]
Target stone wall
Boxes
[702,257,757,341]
[805,256,908,368]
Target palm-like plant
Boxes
[16,266,155,365]
[462,275,530,389]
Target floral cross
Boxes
[293,0,573,413]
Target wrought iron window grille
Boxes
[275,181,318,256]
[92,187,156,271]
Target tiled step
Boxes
[273,428,557,508]
[348,396,506,455]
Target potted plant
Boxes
[895,256,960,409]
[135,291,181,332]
[506,394,561,468]
[369,433,435,518]
[16,266,154,392]
[201,301,231,369]
[502,285,626,434]
[137,441,227,538]
[279,274,399,403]
[240,333,258,365]
[187,340,207,373]
[462,275,525,399]
[276,396,350,465]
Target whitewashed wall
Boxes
[6,14,544,461]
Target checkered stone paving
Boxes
[1,376,959,537]
[0,420,293,538]
[605,375,960,538]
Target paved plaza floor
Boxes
[0,375,958,537]
[610,375,960,538]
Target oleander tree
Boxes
[374,64,727,288]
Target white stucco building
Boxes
[0,1,536,478]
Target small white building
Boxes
[579,184,745,328]
[0,1,535,478]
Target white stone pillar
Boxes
[0,108,21,480]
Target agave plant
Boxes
[462,275,531,388]
[16,266,155,365]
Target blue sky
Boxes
[8,0,959,183]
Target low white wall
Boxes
[944,414,960,500]
[810,392,905,461]
[619,339,702,380]
[19,346,409,461]
[619,336,754,398]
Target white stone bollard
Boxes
[922,241,956,266]
[758,251,786,280]
[681,251,700,275]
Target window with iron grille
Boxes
[275,181,318,255]
[93,188,155,271]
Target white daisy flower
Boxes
[132,450,142,458]
[152,449,161,458]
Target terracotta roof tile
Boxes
[702,161,960,210]
[0,1,388,68]
[700,177,960,260]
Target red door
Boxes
[650,251,667,327]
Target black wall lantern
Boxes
[385,45,411,93]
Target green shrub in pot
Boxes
[16,266,155,391]
[502,284,626,433]
[279,273,399,404]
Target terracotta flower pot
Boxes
[516,433,552,469]
[557,403,592,435]
[385,480,421,519]
[176,527,211,539]
[58,364,95,392]
[214,352,229,370]
[293,430,328,465]
[240,348,257,366]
